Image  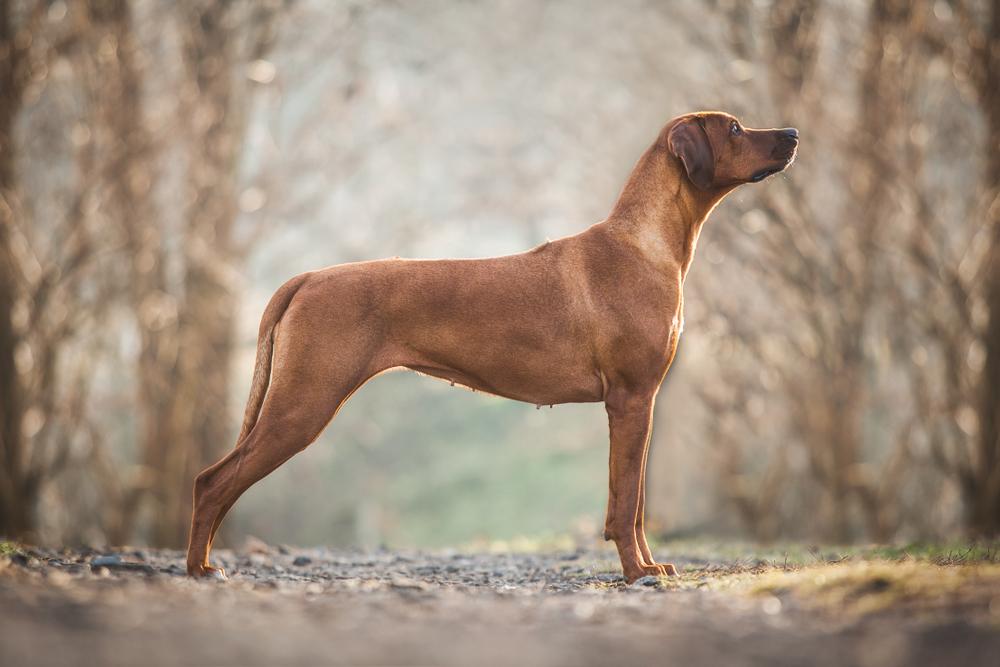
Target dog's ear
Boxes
[667,118,715,190]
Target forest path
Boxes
[2,544,999,666]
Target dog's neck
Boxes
[605,142,730,280]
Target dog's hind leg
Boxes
[186,327,385,578]
[202,374,378,557]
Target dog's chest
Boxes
[671,311,684,335]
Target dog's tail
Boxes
[235,273,310,445]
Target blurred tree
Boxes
[162,0,284,548]
[822,0,913,541]
[85,0,286,546]
[0,1,108,539]
[83,0,171,543]
[973,0,1000,536]
[885,0,1000,538]
[939,0,1000,535]
[702,0,831,542]
[702,0,939,542]
[0,0,31,538]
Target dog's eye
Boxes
[730,121,742,136]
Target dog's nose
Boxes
[778,128,799,140]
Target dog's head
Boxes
[665,112,798,191]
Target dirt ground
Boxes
[2,542,999,667]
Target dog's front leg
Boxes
[635,438,678,575]
[603,390,671,582]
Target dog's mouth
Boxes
[751,151,797,183]
[750,167,781,182]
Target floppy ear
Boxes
[667,119,715,190]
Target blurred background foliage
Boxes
[0,0,997,549]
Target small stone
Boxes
[389,576,428,591]
[293,556,312,567]
[90,554,156,575]
[91,554,122,568]
[631,575,660,587]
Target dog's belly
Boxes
[402,355,605,406]
[393,295,605,404]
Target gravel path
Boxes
[2,544,998,666]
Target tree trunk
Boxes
[155,0,282,548]
[146,1,246,549]
[0,159,29,540]
[832,0,909,542]
[972,0,1000,536]
[0,1,31,539]
[85,0,184,545]
[93,0,269,547]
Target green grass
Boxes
[649,539,1000,567]
[855,541,1000,564]
[0,541,23,557]
[634,539,1000,618]
[747,560,1000,616]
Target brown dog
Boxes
[186,111,798,582]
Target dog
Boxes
[186,111,798,582]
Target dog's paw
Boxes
[188,564,229,581]
[625,563,678,582]
[656,562,678,576]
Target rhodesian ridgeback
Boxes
[186,111,798,582]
